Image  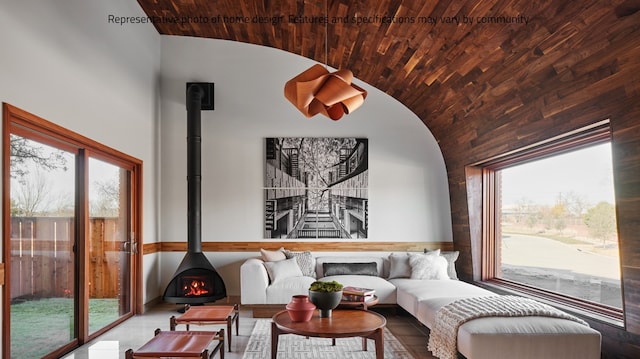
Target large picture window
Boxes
[481,120,622,319]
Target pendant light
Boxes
[284,0,367,121]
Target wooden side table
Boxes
[170,304,239,352]
[125,328,224,359]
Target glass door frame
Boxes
[84,150,138,339]
[2,103,143,358]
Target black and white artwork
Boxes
[264,137,368,239]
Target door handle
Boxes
[130,232,138,254]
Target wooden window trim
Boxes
[477,119,623,324]
[478,120,612,170]
[482,278,623,323]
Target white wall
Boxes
[159,36,453,296]
[0,0,453,309]
[0,0,161,309]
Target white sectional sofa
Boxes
[391,278,601,359]
[240,250,601,359]
[241,254,396,304]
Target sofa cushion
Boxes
[388,253,412,279]
[316,256,385,278]
[284,250,316,278]
[440,251,460,280]
[323,262,378,276]
[409,252,449,280]
[263,257,303,283]
[265,276,317,304]
[391,279,494,319]
[457,317,601,359]
[389,250,459,280]
[426,249,460,280]
[394,279,494,301]
[260,247,285,262]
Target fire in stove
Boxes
[163,253,226,304]
[182,276,211,297]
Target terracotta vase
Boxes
[286,295,316,322]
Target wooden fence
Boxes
[9,217,124,300]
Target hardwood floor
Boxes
[373,306,437,359]
[63,301,437,358]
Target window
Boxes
[481,120,622,320]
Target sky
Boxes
[500,142,615,207]
[11,138,121,214]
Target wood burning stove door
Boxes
[87,157,134,335]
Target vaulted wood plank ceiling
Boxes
[137,2,640,344]
[136,0,639,138]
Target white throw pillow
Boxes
[260,247,286,262]
[425,248,460,280]
[263,257,303,283]
[409,252,449,280]
[440,251,460,280]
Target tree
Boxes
[552,202,567,232]
[584,201,617,246]
[10,134,68,183]
[280,137,359,210]
[11,168,54,216]
[513,198,533,225]
[90,178,120,217]
[9,134,70,216]
[563,191,590,218]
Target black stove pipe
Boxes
[186,84,203,253]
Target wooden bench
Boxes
[170,304,239,352]
[125,328,224,359]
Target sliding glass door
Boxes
[3,103,141,358]
[8,135,78,358]
[87,157,133,335]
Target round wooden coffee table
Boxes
[271,309,386,359]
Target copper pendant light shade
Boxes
[284,0,366,121]
[284,64,368,121]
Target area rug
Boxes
[242,319,415,359]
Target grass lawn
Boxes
[10,297,119,358]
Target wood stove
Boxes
[163,83,227,304]
[163,252,226,304]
